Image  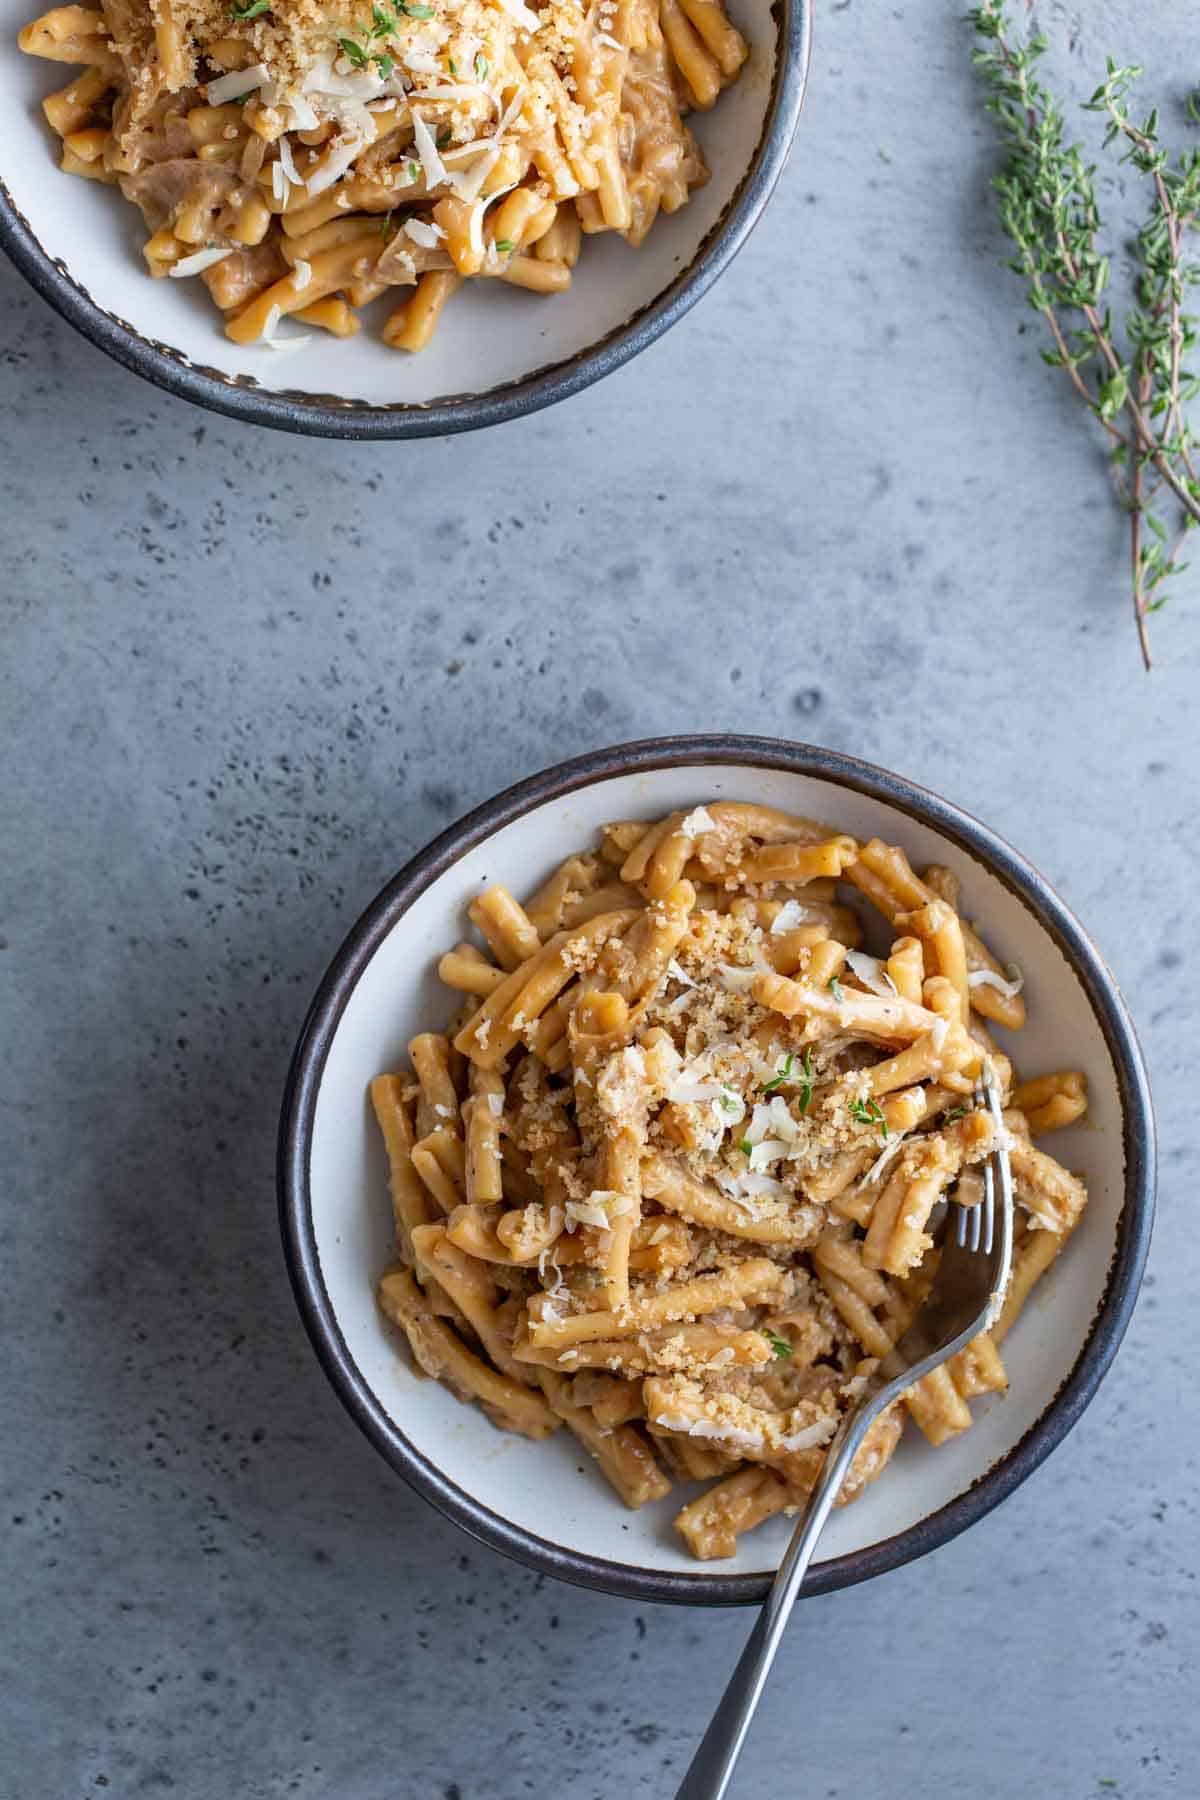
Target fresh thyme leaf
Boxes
[448,56,458,74]
[943,1103,970,1123]
[762,1329,793,1359]
[829,976,844,1002]
[969,3,1200,667]
[399,0,435,15]
[230,0,270,17]
[796,1047,815,1115]
[493,238,514,254]
[371,3,395,33]
[374,51,394,77]
[739,1137,753,1156]
[475,52,489,81]
[716,1087,741,1114]
[339,35,368,66]
[406,159,420,182]
[850,1097,888,1140]
[762,1052,793,1096]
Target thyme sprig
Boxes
[969,4,1200,667]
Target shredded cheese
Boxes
[968,964,1025,1000]
[167,246,233,278]
[206,64,272,105]
[410,108,448,190]
[845,950,898,998]
[679,805,716,839]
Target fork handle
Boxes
[673,1400,883,1800]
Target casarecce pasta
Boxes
[371,802,1091,1559]
[18,0,747,352]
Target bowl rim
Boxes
[0,1,811,440]
[277,733,1156,1605]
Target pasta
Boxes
[18,0,747,353]
[369,802,1092,1559]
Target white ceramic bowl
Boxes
[1,1,810,436]
[279,736,1154,1602]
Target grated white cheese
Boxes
[404,50,443,75]
[261,306,312,352]
[717,964,758,994]
[167,246,233,278]
[859,1134,905,1187]
[748,1137,788,1172]
[779,1416,839,1454]
[408,83,492,103]
[207,64,272,105]
[305,133,365,197]
[486,1092,504,1117]
[287,95,320,132]
[770,899,818,935]
[743,1101,773,1146]
[304,56,387,100]
[845,950,898,998]
[652,1413,767,1453]
[929,1013,949,1053]
[410,108,448,190]
[494,86,528,139]
[277,134,300,188]
[666,1077,722,1104]
[466,181,519,259]
[968,964,1025,1000]
[404,218,446,248]
[446,144,500,204]
[494,0,542,29]
[737,1171,787,1197]
[565,1191,634,1231]
[679,805,716,840]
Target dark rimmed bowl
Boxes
[278,735,1154,1603]
[1,2,811,438]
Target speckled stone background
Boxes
[3,3,1198,1796]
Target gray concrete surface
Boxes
[3,3,1198,1796]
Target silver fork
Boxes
[674,1066,1014,1800]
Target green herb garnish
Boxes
[763,1329,793,1359]
[230,0,271,17]
[371,2,395,32]
[762,1053,793,1096]
[739,1137,753,1156]
[399,0,435,15]
[436,126,452,148]
[374,51,394,76]
[494,238,514,254]
[715,1087,741,1115]
[796,1047,815,1115]
[339,35,368,66]
[943,1103,970,1123]
[406,158,420,182]
[448,56,458,75]
[969,4,1200,667]
[475,52,489,81]
[380,209,396,238]
[829,976,844,1002]
[850,1098,888,1140]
